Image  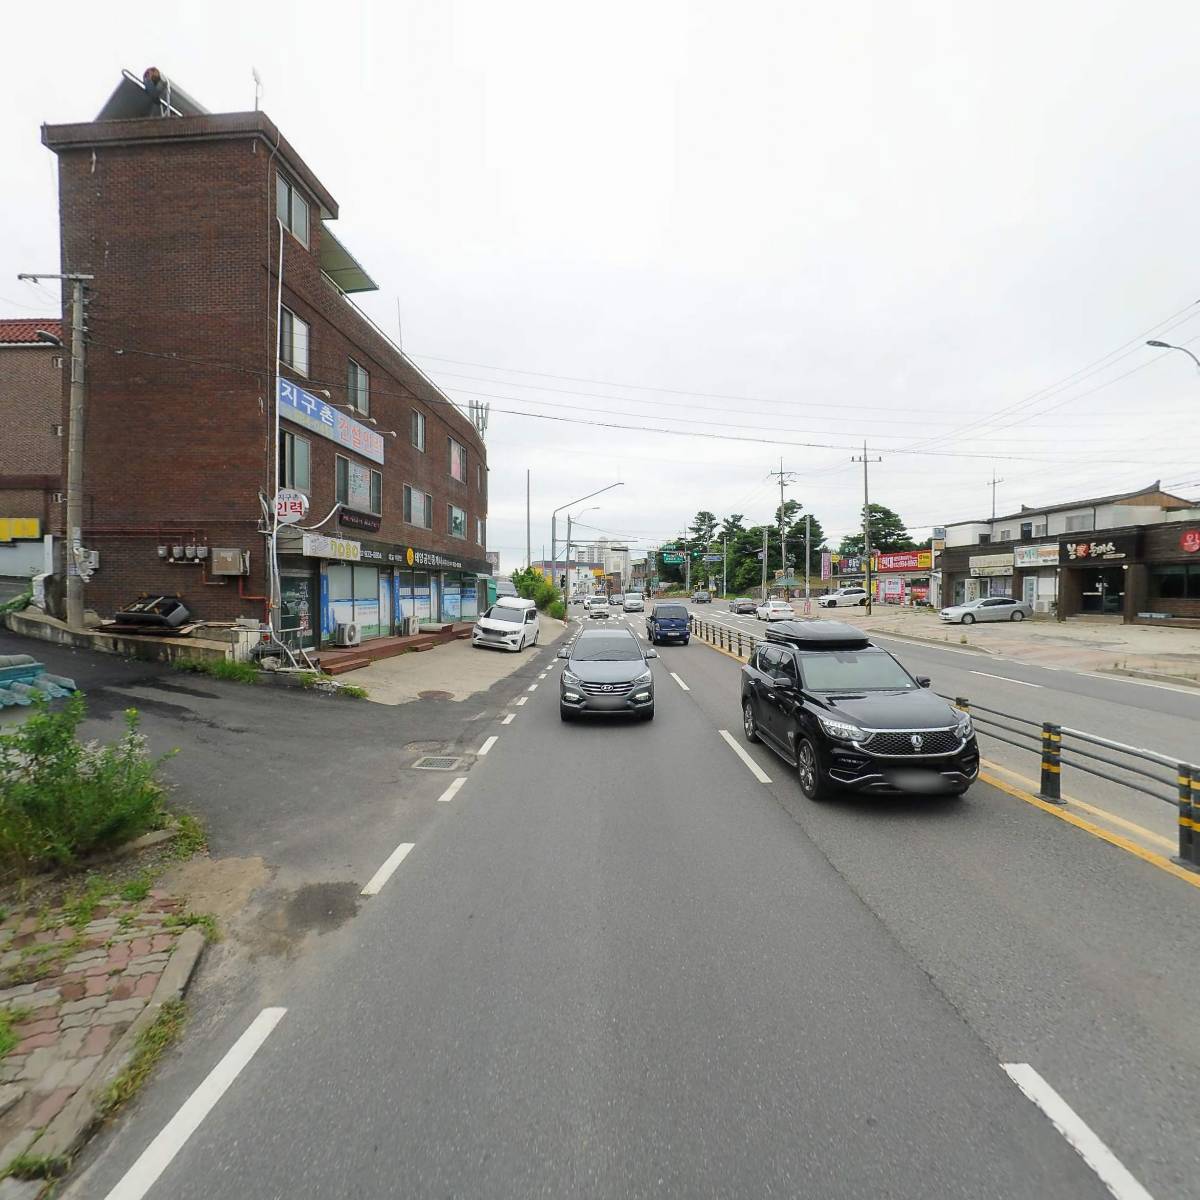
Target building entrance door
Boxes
[1080,566,1124,614]
[1022,575,1037,606]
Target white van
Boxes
[472,597,540,652]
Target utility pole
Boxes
[769,458,799,598]
[988,469,1005,521]
[525,469,531,569]
[804,513,811,610]
[19,271,93,630]
[851,442,882,615]
[760,527,768,596]
[722,535,727,598]
[684,539,691,595]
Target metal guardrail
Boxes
[687,615,1200,871]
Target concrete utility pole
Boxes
[684,540,691,595]
[851,442,882,616]
[526,469,531,569]
[18,271,93,630]
[722,535,727,598]
[988,469,1005,521]
[804,513,811,608]
[769,458,798,597]
[760,527,768,596]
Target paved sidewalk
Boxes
[0,889,194,1170]
[798,605,1200,682]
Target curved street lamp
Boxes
[1146,339,1200,371]
[551,482,623,609]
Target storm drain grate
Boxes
[412,756,463,771]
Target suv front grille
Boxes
[862,729,960,756]
[580,680,635,696]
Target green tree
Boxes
[718,513,746,541]
[689,510,718,545]
[838,504,916,555]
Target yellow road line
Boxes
[981,759,1176,851]
[979,770,1200,891]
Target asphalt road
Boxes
[65,612,1200,1199]
[689,602,1200,847]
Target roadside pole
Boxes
[525,469,531,569]
[722,535,727,598]
[760,527,767,596]
[804,513,811,615]
[852,442,882,617]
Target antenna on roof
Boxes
[252,67,262,111]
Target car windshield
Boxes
[800,650,916,692]
[571,636,643,662]
[483,606,524,624]
[655,605,687,618]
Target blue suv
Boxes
[646,602,690,646]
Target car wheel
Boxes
[796,737,831,801]
[1010,611,1025,622]
[742,700,760,743]
[961,613,975,625]
[559,704,574,722]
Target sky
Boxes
[3,0,1200,572]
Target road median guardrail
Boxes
[687,615,1200,871]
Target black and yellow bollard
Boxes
[1038,722,1063,803]
[1177,764,1197,870]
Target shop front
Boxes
[1129,524,1200,626]
[1012,543,1059,615]
[1056,533,1139,620]
[956,552,1013,604]
[873,550,933,605]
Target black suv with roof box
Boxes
[739,620,978,800]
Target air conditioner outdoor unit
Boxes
[403,616,420,636]
[335,621,361,647]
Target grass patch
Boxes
[0,591,32,618]
[118,874,152,903]
[98,998,187,1118]
[0,697,170,873]
[0,1005,31,1058]
[169,812,207,860]
[2,1151,70,1181]
[173,658,260,685]
[162,911,220,943]
[336,683,369,700]
[298,671,333,689]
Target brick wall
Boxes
[45,109,487,623]
[0,345,63,532]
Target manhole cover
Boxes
[419,690,454,701]
[404,740,445,753]
[412,756,463,771]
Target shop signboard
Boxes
[880,576,905,602]
[486,550,500,571]
[874,550,932,572]
[277,378,385,465]
[1013,543,1058,568]
[1180,529,1200,554]
[340,510,381,532]
[834,554,864,574]
[910,583,929,603]
[302,533,361,562]
[969,553,1012,577]
[274,489,308,525]
[1060,536,1136,564]
[820,551,831,581]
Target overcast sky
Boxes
[4,1,1200,571]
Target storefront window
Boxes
[279,574,315,650]
[354,565,381,639]
[461,576,479,619]
[326,563,385,639]
[443,577,462,621]
[413,572,432,620]
[327,564,355,631]
[1151,564,1200,599]
[396,571,414,621]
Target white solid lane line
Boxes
[516,697,528,706]
[437,777,467,803]
[104,1007,287,1200]
[670,672,690,691]
[361,842,415,896]
[970,670,1042,688]
[502,713,515,725]
[1001,1064,1154,1200]
[478,735,498,756]
[717,729,772,784]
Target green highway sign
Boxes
[661,552,684,564]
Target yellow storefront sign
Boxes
[0,518,41,542]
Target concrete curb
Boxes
[31,927,206,1161]
[864,627,992,655]
[1097,666,1200,689]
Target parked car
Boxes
[608,593,623,606]
[740,621,979,800]
[692,591,711,604]
[939,596,1033,624]
[622,592,645,613]
[755,598,794,621]
[472,597,540,652]
[820,587,868,608]
[729,597,756,613]
[494,579,519,598]
[559,627,658,722]
[646,602,690,645]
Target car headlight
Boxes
[634,669,652,685]
[472,624,483,635]
[561,670,582,686]
[818,716,865,742]
[955,713,974,739]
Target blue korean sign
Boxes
[277,377,385,465]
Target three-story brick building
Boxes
[41,69,488,649]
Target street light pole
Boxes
[1146,339,1200,371]
[552,483,622,612]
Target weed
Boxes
[2,1151,69,1181]
[298,671,332,689]
[118,873,152,903]
[0,697,169,872]
[0,591,32,618]
[168,811,207,860]
[173,658,259,685]
[336,683,369,700]
[0,1004,31,1058]
[98,998,187,1117]
[61,874,110,927]
[162,911,220,942]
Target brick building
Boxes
[41,70,489,649]
[0,319,63,583]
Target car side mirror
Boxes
[773,674,794,689]
[644,648,659,659]
[557,648,570,659]
[916,675,932,688]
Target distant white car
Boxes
[755,598,794,621]
[622,593,645,612]
[820,587,869,608]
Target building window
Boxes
[403,485,433,529]
[276,173,309,246]
[1065,513,1094,532]
[280,307,309,376]
[477,462,483,491]
[411,410,426,452]
[1151,564,1200,600]
[336,455,382,515]
[448,504,467,539]
[997,529,1012,542]
[978,533,991,545]
[347,358,369,417]
[449,438,467,483]
[476,517,485,546]
[279,430,311,493]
